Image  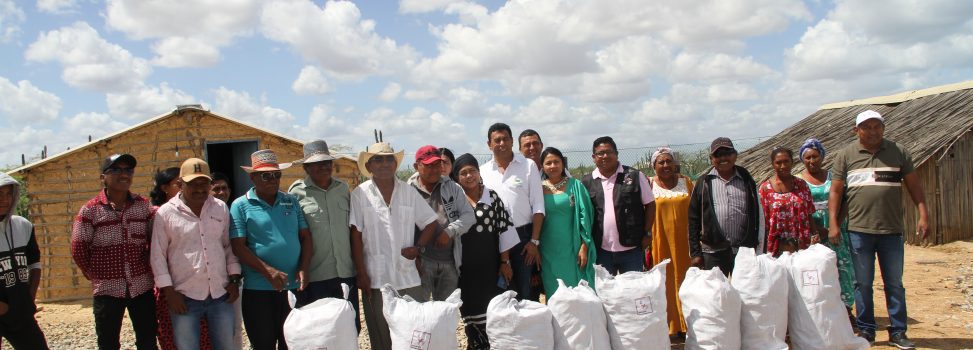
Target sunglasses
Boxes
[712,149,736,157]
[257,171,283,182]
[104,167,135,175]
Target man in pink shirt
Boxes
[581,136,656,275]
[151,158,241,350]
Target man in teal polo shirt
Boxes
[230,149,312,349]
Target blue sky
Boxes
[2,0,972,168]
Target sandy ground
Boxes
[34,240,973,349]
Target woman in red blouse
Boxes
[759,147,823,256]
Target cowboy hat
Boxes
[358,142,404,178]
[240,149,292,173]
[292,139,336,164]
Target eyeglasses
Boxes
[258,171,283,182]
[593,151,616,158]
[104,167,135,175]
[306,160,333,168]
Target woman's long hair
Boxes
[150,167,180,206]
[539,147,569,179]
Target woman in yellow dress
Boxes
[649,147,693,339]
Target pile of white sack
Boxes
[279,244,867,350]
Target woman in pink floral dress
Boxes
[759,147,822,256]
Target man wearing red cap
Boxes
[407,145,474,301]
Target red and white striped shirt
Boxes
[71,190,155,298]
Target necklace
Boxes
[543,177,568,192]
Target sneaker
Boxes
[888,332,916,350]
[859,330,875,344]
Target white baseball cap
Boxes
[855,110,884,126]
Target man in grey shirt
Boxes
[687,137,765,276]
[408,145,474,301]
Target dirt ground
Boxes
[34,240,973,349]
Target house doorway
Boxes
[206,140,258,202]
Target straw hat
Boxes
[240,149,292,173]
[291,139,336,164]
[357,142,404,178]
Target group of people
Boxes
[0,110,926,350]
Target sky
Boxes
[1,0,972,168]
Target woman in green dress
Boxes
[798,138,856,310]
[538,147,596,297]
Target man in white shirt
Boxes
[479,123,545,301]
[350,141,442,350]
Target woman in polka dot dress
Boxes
[450,153,517,350]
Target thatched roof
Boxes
[737,80,973,182]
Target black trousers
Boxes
[0,310,49,350]
[242,289,292,350]
[93,290,157,350]
[508,224,540,302]
[703,248,736,277]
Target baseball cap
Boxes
[710,137,736,155]
[180,158,212,182]
[855,110,884,126]
[101,154,137,173]
[415,145,443,165]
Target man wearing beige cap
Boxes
[229,150,312,349]
[350,141,441,350]
[151,158,240,349]
[829,110,928,349]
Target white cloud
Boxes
[671,52,778,83]
[403,89,437,100]
[25,22,152,92]
[446,87,487,118]
[0,126,60,168]
[106,83,196,119]
[0,0,25,42]
[399,0,465,14]
[211,87,296,134]
[37,0,77,14]
[0,77,61,124]
[378,82,402,102]
[150,37,221,67]
[65,112,128,139]
[291,66,333,95]
[261,0,419,80]
[105,0,261,67]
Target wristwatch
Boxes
[501,259,511,265]
[228,275,242,285]
[419,245,427,254]
[530,239,541,247]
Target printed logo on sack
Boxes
[635,296,653,315]
[411,330,431,350]
[802,270,820,286]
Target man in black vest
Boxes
[581,136,656,275]
[687,137,764,276]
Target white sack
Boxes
[381,284,462,350]
[730,247,789,350]
[283,283,359,350]
[486,290,555,350]
[547,279,611,350]
[780,245,869,350]
[594,260,671,350]
[679,266,742,350]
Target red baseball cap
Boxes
[415,145,443,165]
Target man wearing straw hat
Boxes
[350,139,441,350]
[229,149,313,349]
[287,140,360,329]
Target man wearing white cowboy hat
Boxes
[229,149,313,349]
[287,140,360,329]
[349,141,441,350]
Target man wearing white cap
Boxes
[828,110,928,349]
[229,150,313,349]
[151,158,240,349]
[350,141,440,350]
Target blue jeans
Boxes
[509,224,539,301]
[170,294,236,350]
[596,247,644,275]
[420,258,460,301]
[848,232,907,334]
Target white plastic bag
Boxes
[679,266,742,350]
[486,290,555,350]
[382,284,462,350]
[594,260,670,350]
[730,248,789,350]
[781,245,869,350]
[547,279,611,350]
[283,283,359,350]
